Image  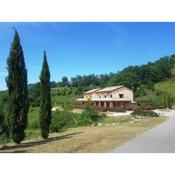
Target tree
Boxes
[62,76,69,86]
[28,82,40,107]
[40,51,52,139]
[50,81,57,88]
[6,29,29,144]
[0,94,10,144]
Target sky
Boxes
[1,22,175,90]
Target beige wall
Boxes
[111,87,134,102]
[84,92,98,99]
[84,87,134,102]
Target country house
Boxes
[76,85,135,109]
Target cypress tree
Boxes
[6,29,29,144]
[40,51,52,139]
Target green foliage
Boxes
[50,110,75,132]
[28,82,40,107]
[136,83,175,108]
[135,84,151,97]
[25,129,41,140]
[58,76,70,87]
[0,107,10,144]
[108,56,173,92]
[50,107,102,132]
[163,95,174,109]
[76,108,102,126]
[6,30,29,144]
[84,99,93,108]
[136,87,169,108]
[155,78,175,98]
[40,51,52,139]
[27,107,40,130]
[0,92,10,143]
[53,86,74,96]
[70,74,100,87]
[51,87,80,107]
[132,109,159,117]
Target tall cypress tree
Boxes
[40,51,52,139]
[6,29,29,144]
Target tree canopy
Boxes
[6,29,29,144]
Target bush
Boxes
[50,108,103,132]
[25,129,41,140]
[132,109,159,117]
[76,108,102,126]
[0,98,10,144]
[27,107,40,130]
[50,110,75,132]
[0,111,10,144]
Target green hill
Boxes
[155,78,175,97]
[136,75,175,108]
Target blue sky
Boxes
[0,22,175,90]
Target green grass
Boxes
[27,107,40,130]
[136,90,164,107]
[136,76,175,107]
[52,95,79,107]
[101,116,134,125]
[155,78,175,97]
[25,129,41,140]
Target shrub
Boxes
[76,108,102,126]
[0,99,10,144]
[132,109,159,117]
[50,110,75,132]
[50,107,103,132]
[25,129,41,140]
[0,111,10,144]
[27,107,40,130]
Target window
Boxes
[104,95,107,98]
[110,95,112,98]
[119,94,124,98]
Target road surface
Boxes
[112,110,175,153]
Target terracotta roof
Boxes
[84,88,101,94]
[96,85,124,92]
[76,98,131,102]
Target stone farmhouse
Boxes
[76,85,135,109]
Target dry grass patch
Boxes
[0,116,166,153]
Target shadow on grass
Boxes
[0,132,82,152]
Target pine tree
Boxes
[40,51,52,139]
[6,29,29,144]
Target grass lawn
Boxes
[0,116,166,153]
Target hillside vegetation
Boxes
[136,68,175,108]
[155,78,175,97]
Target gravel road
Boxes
[112,110,175,153]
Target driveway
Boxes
[106,111,133,117]
[112,110,175,153]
